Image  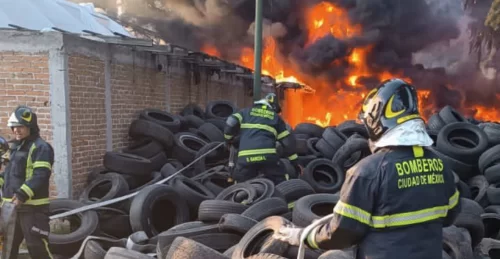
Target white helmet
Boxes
[7,112,22,127]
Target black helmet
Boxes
[358,78,421,141]
[7,105,40,135]
[255,93,282,113]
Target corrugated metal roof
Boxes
[0,0,133,37]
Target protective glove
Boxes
[291,161,304,176]
[273,226,304,246]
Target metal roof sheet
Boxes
[0,0,133,37]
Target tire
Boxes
[318,249,354,259]
[197,123,225,142]
[49,199,100,256]
[129,184,190,237]
[198,200,248,222]
[335,120,368,138]
[293,123,324,138]
[232,216,290,258]
[332,137,370,172]
[103,152,153,176]
[159,233,240,257]
[180,103,205,119]
[104,247,153,259]
[171,133,208,165]
[184,114,206,129]
[193,142,229,174]
[241,197,289,221]
[79,173,129,204]
[86,166,112,185]
[171,175,216,218]
[122,138,163,158]
[205,100,237,119]
[246,254,288,259]
[294,134,310,156]
[453,198,485,248]
[215,183,258,204]
[149,151,168,171]
[436,122,489,164]
[166,237,230,259]
[479,122,500,146]
[426,113,447,131]
[157,224,222,252]
[314,138,337,159]
[292,193,340,227]
[83,239,126,259]
[218,213,258,235]
[129,119,175,149]
[139,108,181,133]
[478,145,500,174]
[485,164,500,184]
[439,105,466,124]
[301,158,344,194]
[275,179,315,204]
[481,213,500,239]
[321,127,347,157]
[486,184,500,205]
[306,138,322,157]
[429,147,477,182]
[97,208,133,238]
[467,175,489,208]
[442,225,474,259]
[474,237,500,258]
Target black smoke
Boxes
[114,0,498,118]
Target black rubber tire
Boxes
[218,213,258,235]
[246,254,288,259]
[180,103,206,119]
[104,247,153,259]
[232,216,290,258]
[166,237,230,259]
[183,114,206,129]
[314,138,336,159]
[79,173,129,204]
[157,224,221,251]
[426,113,447,131]
[335,120,369,139]
[193,142,229,174]
[292,193,340,227]
[284,246,323,259]
[275,179,315,204]
[198,200,248,222]
[83,239,126,259]
[129,184,190,237]
[197,122,225,142]
[171,175,216,218]
[306,137,322,157]
[293,123,324,138]
[332,137,370,172]
[97,208,133,238]
[481,213,500,239]
[139,108,181,133]
[442,225,474,259]
[241,197,289,221]
[318,249,355,259]
[215,182,258,204]
[122,138,163,158]
[206,100,237,119]
[49,199,100,256]
[129,119,175,149]
[160,233,240,257]
[439,105,466,124]
[486,183,500,205]
[478,145,500,174]
[436,122,489,164]
[301,158,344,194]
[171,132,208,165]
[429,147,477,182]
[103,152,153,176]
[321,127,347,157]
[297,155,317,168]
[149,151,168,171]
[479,122,500,146]
[295,134,310,156]
[485,164,500,184]
[453,198,485,248]
[467,175,489,208]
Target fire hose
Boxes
[49,142,225,220]
[297,213,335,259]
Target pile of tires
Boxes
[46,102,500,259]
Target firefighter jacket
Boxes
[224,104,298,165]
[0,135,54,205]
[305,146,461,259]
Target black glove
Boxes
[291,161,304,176]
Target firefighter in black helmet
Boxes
[224,93,301,184]
[0,105,54,258]
[274,79,461,259]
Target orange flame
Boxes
[202,1,500,127]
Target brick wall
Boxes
[68,55,107,197]
[0,51,56,196]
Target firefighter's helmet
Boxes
[255,93,282,113]
[358,78,421,141]
[7,105,37,129]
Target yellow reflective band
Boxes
[0,178,4,186]
[334,200,455,228]
[306,226,320,249]
[288,201,295,209]
[241,123,277,136]
[21,184,34,198]
[238,148,276,157]
[334,201,372,226]
[233,113,243,123]
[26,143,37,180]
[288,154,298,160]
[33,161,52,170]
[412,146,424,158]
[42,239,54,259]
[2,197,50,205]
[449,189,459,209]
[285,174,289,181]
[224,134,233,140]
[277,130,290,140]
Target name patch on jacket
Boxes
[394,158,445,189]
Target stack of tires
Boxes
[46,102,500,259]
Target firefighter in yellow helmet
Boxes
[273,79,461,259]
[0,105,54,258]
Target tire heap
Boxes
[46,103,500,259]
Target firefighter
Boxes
[0,105,54,258]
[224,93,301,184]
[273,79,461,259]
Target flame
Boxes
[201,1,500,127]
[201,44,221,57]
